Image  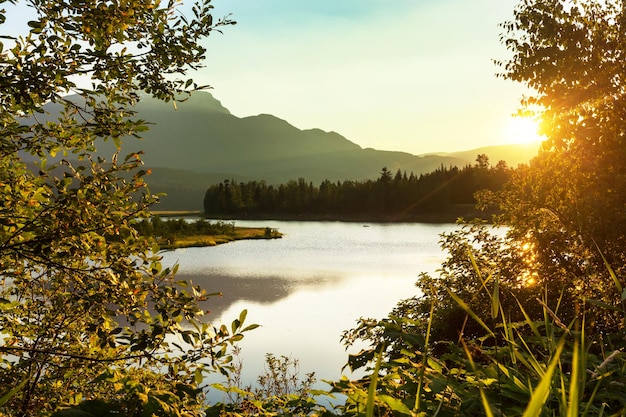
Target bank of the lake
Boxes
[141,213,282,249]
[203,204,494,224]
[159,226,282,250]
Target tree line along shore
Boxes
[202,157,508,223]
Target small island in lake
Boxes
[136,212,282,250]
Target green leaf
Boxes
[231,319,240,334]
[592,239,622,293]
[0,378,29,407]
[522,339,565,417]
[366,348,384,417]
[447,289,495,338]
[491,276,499,319]
[194,368,203,385]
[242,324,260,332]
[27,20,43,30]
[238,309,248,325]
[378,394,412,415]
[346,349,376,372]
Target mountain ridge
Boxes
[41,92,541,210]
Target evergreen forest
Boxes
[203,157,511,221]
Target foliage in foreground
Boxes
[322,1,626,415]
[336,251,626,417]
[0,0,257,415]
[206,348,335,416]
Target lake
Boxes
[159,220,458,403]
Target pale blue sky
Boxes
[200,0,533,154]
[4,0,534,154]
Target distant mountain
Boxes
[443,142,542,169]
[39,92,540,210]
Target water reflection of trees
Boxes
[184,274,341,320]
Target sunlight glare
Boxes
[505,116,543,145]
[518,238,538,287]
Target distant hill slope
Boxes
[110,93,469,179]
[40,92,541,210]
[443,142,542,169]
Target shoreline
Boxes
[158,227,282,250]
[201,205,496,224]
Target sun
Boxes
[505,116,543,145]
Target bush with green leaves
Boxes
[493,0,626,326]
[0,0,259,415]
[332,246,626,416]
[133,217,237,240]
[207,348,334,416]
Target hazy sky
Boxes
[4,0,535,155]
[199,0,534,154]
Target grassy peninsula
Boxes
[136,215,282,250]
[160,226,281,249]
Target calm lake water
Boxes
[159,220,457,402]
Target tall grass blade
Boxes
[558,364,567,415]
[521,338,565,417]
[498,304,517,363]
[514,295,542,341]
[536,297,570,335]
[468,246,483,282]
[496,363,528,392]
[447,289,495,338]
[515,329,546,375]
[491,276,500,319]
[366,347,383,417]
[415,289,436,412]
[461,340,495,417]
[468,246,493,298]
[582,380,603,417]
[567,338,580,417]
[578,315,601,417]
[593,239,622,294]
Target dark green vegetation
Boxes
[37,92,540,211]
[133,217,281,249]
[0,1,257,416]
[203,157,511,222]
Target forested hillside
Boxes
[203,156,511,221]
[36,92,538,210]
